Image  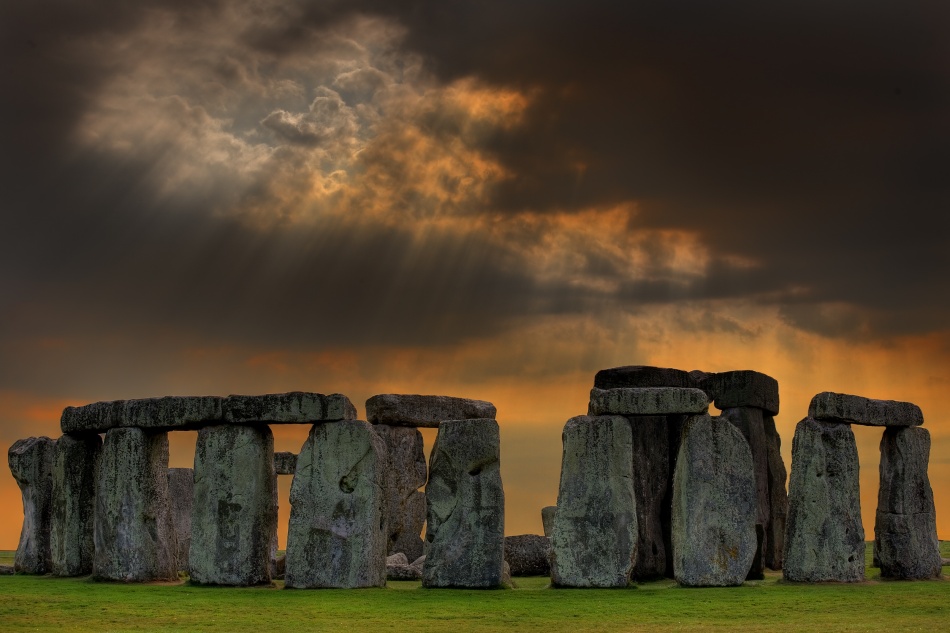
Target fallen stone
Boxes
[699,370,779,415]
[504,534,551,576]
[387,562,423,581]
[285,420,387,588]
[593,366,698,390]
[225,392,356,424]
[366,394,496,428]
[410,555,426,574]
[93,428,178,582]
[808,392,923,427]
[541,506,557,538]
[0,565,13,575]
[8,437,55,574]
[50,433,101,576]
[672,414,757,587]
[61,396,223,433]
[423,418,505,588]
[875,426,941,579]
[386,553,409,566]
[783,418,865,583]
[373,424,427,561]
[167,468,194,573]
[627,415,670,580]
[550,415,637,588]
[942,557,950,567]
[274,452,298,475]
[763,415,788,570]
[588,387,709,416]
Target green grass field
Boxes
[1,547,948,632]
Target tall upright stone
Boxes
[550,415,637,588]
[8,436,56,574]
[783,417,865,583]
[672,414,757,587]
[763,415,788,570]
[167,468,194,573]
[50,433,101,576]
[628,415,669,580]
[285,420,387,588]
[875,426,941,579]
[373,424,427,560]
[424,418,505,588]
[93,428,178,582]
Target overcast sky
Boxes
[2,1,949,545]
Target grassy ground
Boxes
[1,547,948,632]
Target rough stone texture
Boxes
[274,452,298,475]
[50,433,101,576]
[550,415,637,588]
[224,392,356,424]
[672,414,757,587]
[272,554,286,580]
[167,468,194,573]
[423,418,505,588]
[541,506,557,538]
[93,428,178,582]
[366,394,496,428]
[763,415,788,570]
[626,415,670,580]
[661,413,689,577]
[875,426,941,579]
[783,417,865,583]
[594,366,698,390]
[588,387,709,416]
[8,437,56,574]
[699,370,780,415]
[386,554,422,580]
[0,565,13,575]
[285,420,387,588]
[373,424,427,560]
[808,392,923,427]
[62,396,223,433]
[504,534,551,576]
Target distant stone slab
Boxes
[0,565,13,575]
[274,452,298,476]
[808,392,923,427]
[50,433,101,576]
[8,436,56,574]
[593,366,699,390]
[700,370,779,415]
[366,394,496,428]
[62,396,223,433]
[167,468,194,573]
[588,387,709,416]
[541,506,557,538]
[223,392,356,424]
[504,534,551,576]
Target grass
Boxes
[1,547,948,632]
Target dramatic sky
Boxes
[2,1,949,547]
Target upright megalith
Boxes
[50,433,101,576]
[550,415,637,588]
[373,424,427,560]
[763,415,788,570]
[366,394,496,428]
[875,426,941,579]
[190,425,276,586]
[167,468,194,573]
[627,415,670,580]
[94,428,178,582]
[672,414,757,587]
[8,436,56,574]
[285,420,387,589]
[783,417,865,583]
[424,418,505,588]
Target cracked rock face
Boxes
[8,436,56,574]
[285,420,387,588]
[50,433,101,576]
[167,468,194,573]
[550,415,637,588]
[423,418,505,588]
[373,425,427,561]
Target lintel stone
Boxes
[808,392,923,427]
[699,370,779,415]
[588,387,709,416]
[366,394,496,428]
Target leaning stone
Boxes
[550,415,637,588]
[588,387,709,416]
[8,437,55,574]
[274,452,297,475]
[763,415,788,570]
[875,426,941,579]
[593,366,698,389]
[50,433,101,576]
[672,414,757,587]
[373,424,427,560]
[541,506,557,538]
[504,534,551,576]
[366,394,496,428]
[224,392,356,424]
[627,415,670,580]
[699,370,780,415]
[423,418,505,588]
[808,392,923,427]
[93,428,178,582]
[783,418,865,582]
[61,396,223,433]
[167,468,194,573]
[285,420,387,588]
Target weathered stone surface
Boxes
[672,414,757,587]
[366,394,496,428]
[661,413,689,577]
[594,366,698,390]
[272,554,286,580]
[626,415,669,580]
[8,437,55,574]
[699,370,779,415]
[225,392,356,424]
[50,433,101,576]
[423,418,505,588]
[386,554,422,580]
[808,392,923,427]
[875,426,941,579]
[0,565,13,575]
[93,428,178,582]
[763,415,788,570]
[550,415,637,588]
[541,506,557,538]
[167,468,194,573]
[504,534,551,576]
[373,424,427,560]
[783,418,865,582]
[286,420,387,588]
[588,387,709,416]
[274,451,297,475]
[61,396,223,433]
[189,426,276,586]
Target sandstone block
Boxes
[588,387,709,416]
[366,394,496,428]
[167,468,194,573]
[808,392,923,427]
[783,418,865,582]
[541,506,557,538]
[224,392,356,424]
[627,415,670,580]
[699,370,779,415]
[763,415,788,570]
[50,433,101,576]
[373,424,427,560]
[61,396,223,433]
[593,366,698,389]
[504,534,551,576]
[8,437,55,574]
[274,452,297,475]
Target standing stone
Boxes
[541,506,557,538]
[189,426,276,585]
[167,468,194,573]
[285,420,387,588]
[8,437,56,574]
[763,415,788,570]
[424,418,505,588]
[373,424,427,560]
[672,414,757,587]
[504,534,551,576]
[366,394,496,428]
[50,433,101,576]
[550,415,637,588]
[628,415,670,580]
[783,418,865,583]
[875,426,941,579]
[93,428,178,582]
